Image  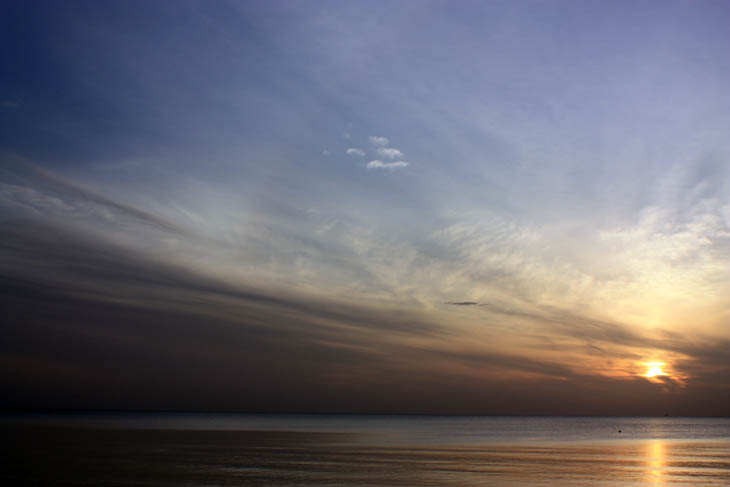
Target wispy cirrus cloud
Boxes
[377,147,404,159]
[346,148,365,156]
[2,162,730,414]
[367,160,408,170]
[368,135,389,147]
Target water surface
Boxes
[3,413,729,486]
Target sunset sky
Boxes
[2,0,730,415]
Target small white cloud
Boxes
[346,148,366,157]
[377,147,404,159]
[367,160,409,170]
[369,136,390,146]
[322,149,330,156]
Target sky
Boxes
[2,0,730,415]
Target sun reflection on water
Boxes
[647,440,665,485]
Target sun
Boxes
[646,366,664,377]
[639,359,688,387]
[644,362,666,378]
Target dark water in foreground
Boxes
[3,413,730,486]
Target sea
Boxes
[3,413,730,486]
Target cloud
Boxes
[377,147,404,159]
[368,136,390,147]
[322,149,330,156]
[3,174,730,414]
[0,162,180,234]
[0,207,456,411]
[366,160,408,170]
[346,148,365,157]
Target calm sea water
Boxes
[3,413,730,486]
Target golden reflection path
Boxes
[646,440,665,485]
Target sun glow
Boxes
[639,359,689,387]
[644,362,667,378]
